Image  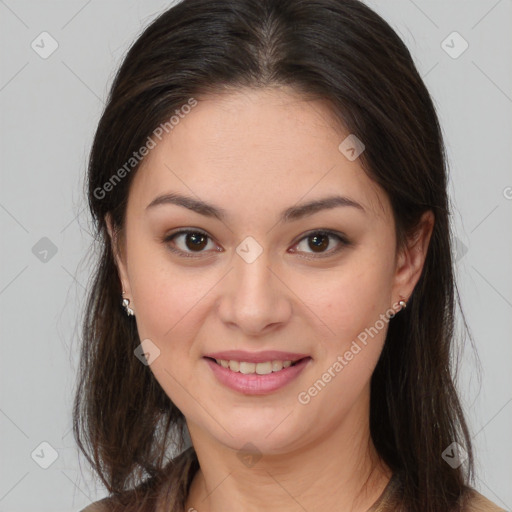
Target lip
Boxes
[204,356,312,395]
[203,350,310,363]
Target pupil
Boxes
[309,234,328,252]
[186,233,207,251]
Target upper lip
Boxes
[203,350,310,363]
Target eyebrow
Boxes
[145,192,365,223]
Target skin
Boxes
[106,86,434,512]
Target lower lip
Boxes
[204,357,311,395]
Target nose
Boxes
[216,249,292,336]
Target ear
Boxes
[105,213,132,298]
[392,210,435,304]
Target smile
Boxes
[204,356,312,395]
[210,358,303,375]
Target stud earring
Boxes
[122,290,134,316]
[398,298,407,310]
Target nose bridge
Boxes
[235,250,273,300]
[218,240,291,334]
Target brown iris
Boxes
[308,233,329,252]
[185,232,208,251]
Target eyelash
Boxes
[162,229,351,259]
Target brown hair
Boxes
[74,1,477,510]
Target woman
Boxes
[74,0,505,511]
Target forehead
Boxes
[128,87,390,220]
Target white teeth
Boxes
[214,359,297,374]
[255,362,273,375]
[271,360,283,371]
[239,362,256,374]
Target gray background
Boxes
[0,1,511,510]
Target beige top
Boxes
[366,472,507,512]
[81,463,507,512]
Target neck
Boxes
[184,390,392,512]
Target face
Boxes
[108,87,432,456]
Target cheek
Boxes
[293,257,394,341]
[288,252,395,394]
[126,248,213,413]
[125,240,204,345]
[295,264,392,418]
[132,271,209,347]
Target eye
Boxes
[290,230,350,257]
[164,229,220,257]
[163,228,350,259]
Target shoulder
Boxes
[79,447,199,512]
[462,488,507,512]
